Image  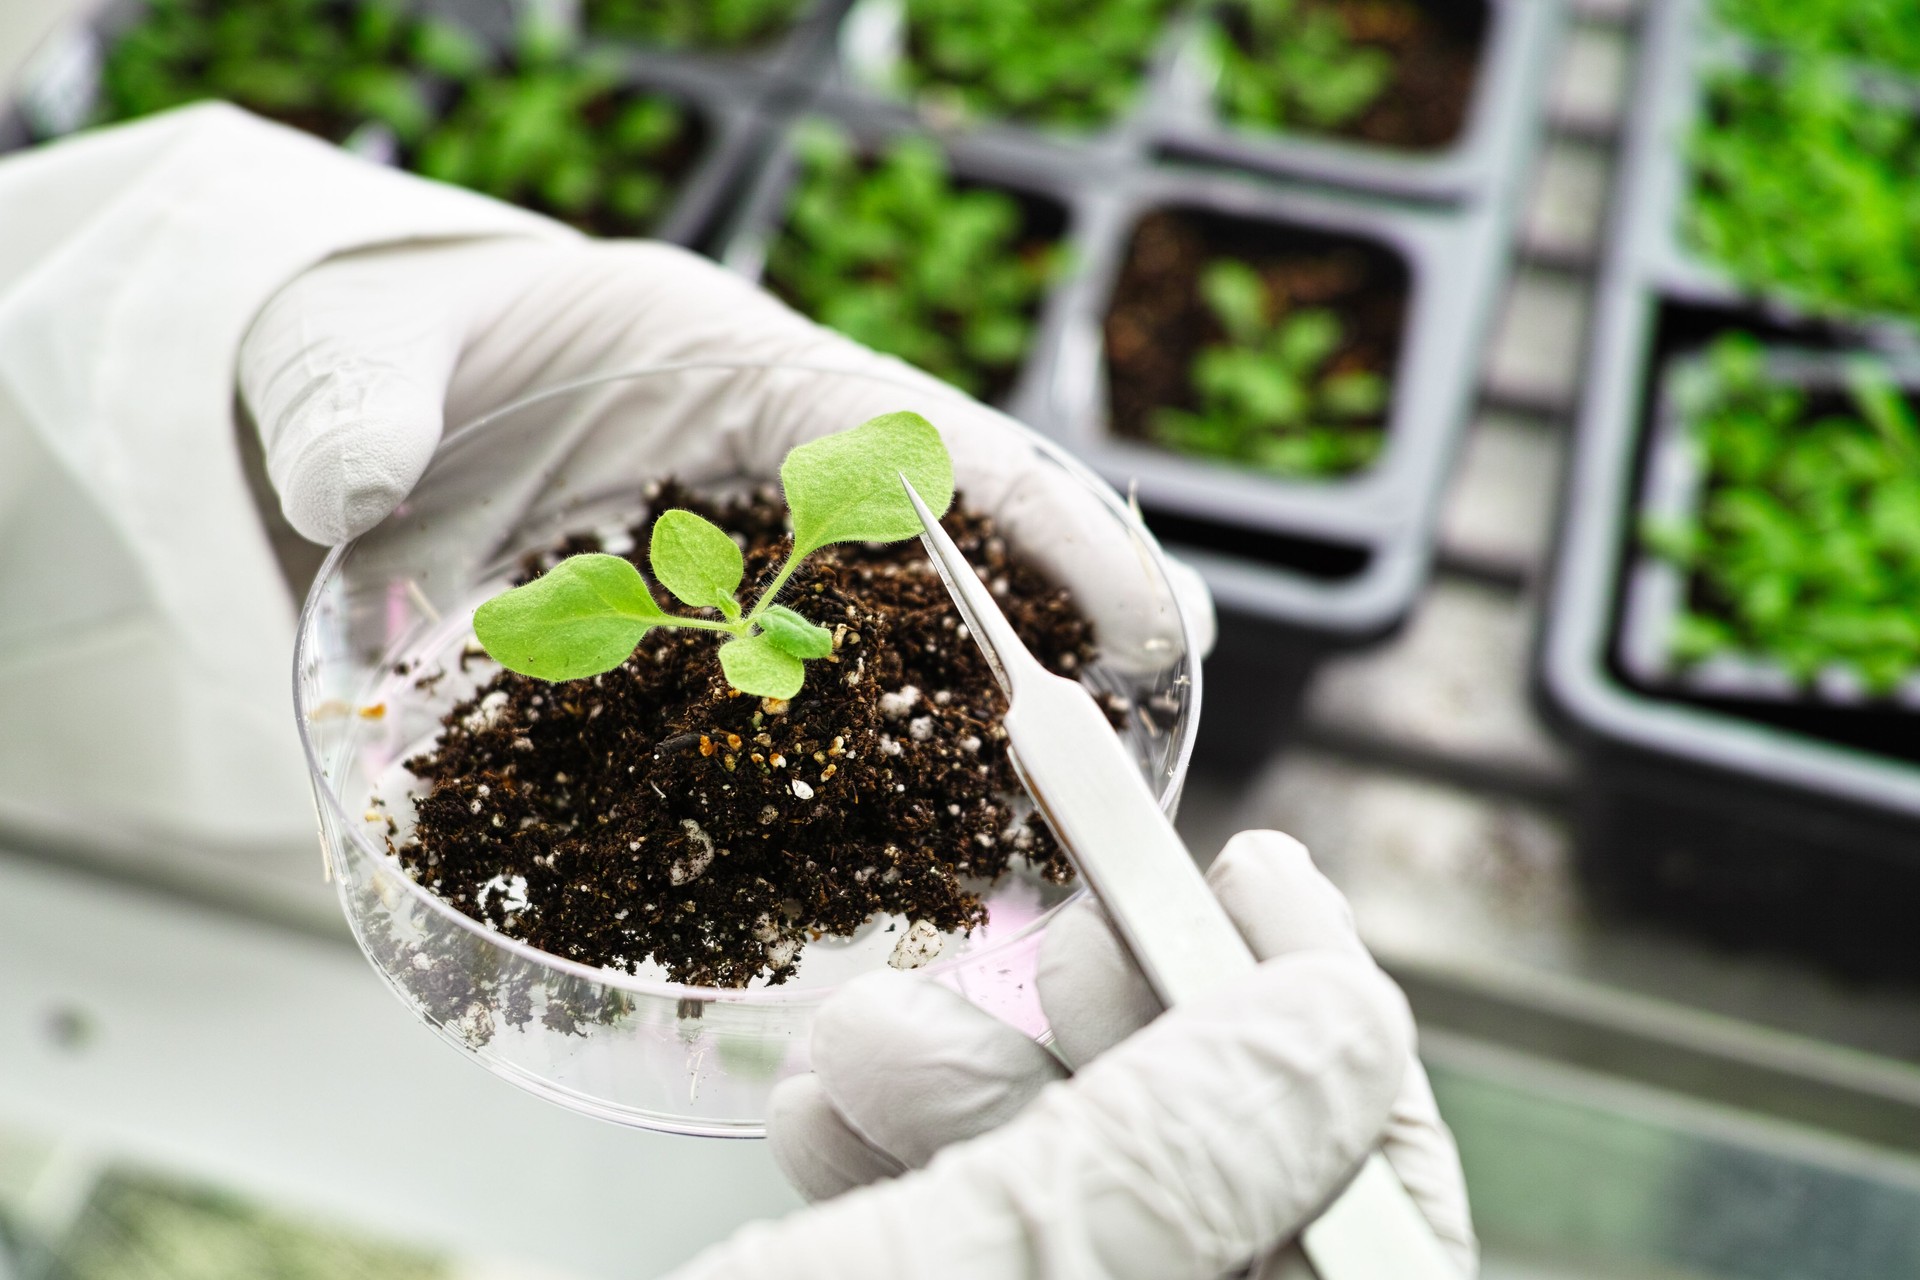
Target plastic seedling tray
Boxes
[1022,172,1506,768]
[822,0,1191,166]
[717,103,1083,413]
[1148,0,1556,204]
[1024,173,1493,636]
[3,0,770,250]
[1617,345,1920,709]
[1538,0,1920,977]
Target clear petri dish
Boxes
[294,361,1202,1136]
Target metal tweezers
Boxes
[902,475,1460,1280]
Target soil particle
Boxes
[400,482,1099,987]
[1103,207,1409,446]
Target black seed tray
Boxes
[1538,0,1920,977]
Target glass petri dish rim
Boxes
[293,357,1205,1007]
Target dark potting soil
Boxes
[1225,0,1486,150]
[399,483,1103,988]
[1103,207,1409,450]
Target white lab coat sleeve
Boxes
[0,103,574,902]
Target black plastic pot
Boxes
[1538,0,1920,978]
[1149,0,1555,203]
[1616,346,1920,709]
[3,0,771,249]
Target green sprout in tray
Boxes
[475,411,954,700]
[1151,260,1388,477]
[1714,0,1920,78]
[582,0,808,52]
[97,0,482,144]
[1689,63,1920,321]
[1206,0,1392,135]
[410,28,699,236]
[1644,333,1920,693]
[899,0,1180,129]
[765,125,1064,401]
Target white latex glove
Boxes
[672,830,1476,1280]
[238,236,1216,670]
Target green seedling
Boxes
[1644,333,1920,691]
[1715,0,1920,77]
[583,0,806,50]
[1689,63,1920,321]
[1208,0,1393,134]
[901,0,1179,128]
[1152,260,1388,476]
[473,411,955,699]
[411,24,691,232]
[767,125,1064,399]
[97,0,482,145]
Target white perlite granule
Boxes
[888,919,944,970]
[476,873,530,916]
[670,818,717,885]
[879,685,920,718]
[462,689,510,732]
[791,778,815,800]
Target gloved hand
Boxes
[670,830,1476,1280]
[238,236,1215,667]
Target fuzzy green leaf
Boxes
[759,605,834,659]
[650,509,744,617]
[473,553,664,681]
[781,410,955,556]
[719,632,806,699]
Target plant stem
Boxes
[646,614,746,635]
[746,553,803,622]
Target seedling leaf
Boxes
[650,509,744,617]
[719,632,806,699]
[474,553,664,681]
[782,411,955,556]
[759,605,834,659]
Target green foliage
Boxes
[583,0,807,50]
[900,0,1179,128]
[1152,260,1388,476]
[1645,333,1920,691]
[410,28,691,232]
[1714,0,1920,77]
[782,409,956,555]
[474,412,956,697]
[1689,63,1920,321]
[766,127,1064,398]
[719,632,807,700]
[473,553,667,683]
[1208,0,1393,134]
[94,3,692,235]
[758,606,836,659]
[96,0,470,143]
[649,509,744,618]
